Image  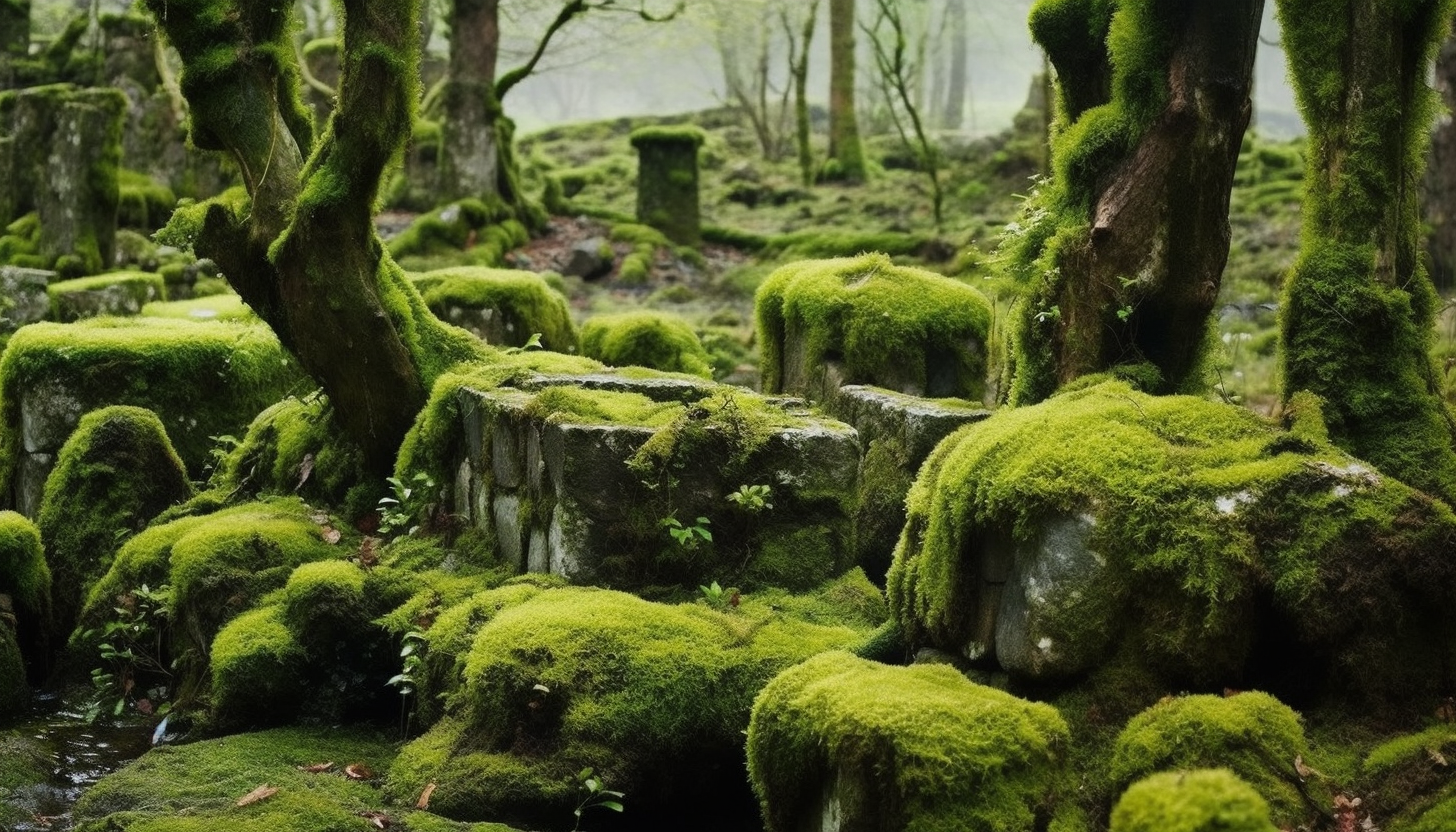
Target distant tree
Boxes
[1424,12,1456,291]
[863,0,944,226]
[1005,0,1264,404]
[1277,0,1456,505]
[940,0,968,129]
[708,0,820,167]
[825,0,867,181]
[790,0,821,186]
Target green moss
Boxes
[0,318,309,488]
[388,198,517,262]
[1109,693,1322,828]
[887,380,1456,701]
[1362,724,1456,827]
[141,294,258,323]
[628,125,707,150]
[411,267,577,352]
[762,229,933,259]
[0,625,25,716]
[579,311,713,378]
[207,605,307,730]
[747,650,1068,832]
[39,406,193,632]
[72,726,397,832]
[1109,769,1277,832]
[756,253,992,398]
[47,271,166,321]
[117,169,177,231]
[386,586,864,825]
[0,510,50,631]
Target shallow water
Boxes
[2,692,155,831]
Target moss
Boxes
[1109,769,1277,832]
[0,318,309,488]
[210,394,370,518]
[886,380,1456,702]
[207,605,307,730]
[0,625,25,716]
[762,229,933,259]
[47,271,167,321]
[411,267,577,352]
[141,294,258,323]
[628,125,708,150]
[579,311,713,378]
[72,726,398,832]
[38,406,193,632]
[117,169,177,231]
[747,650,1068,832]
[388,198,518,263]
[1109,693,1322,828]
[0,510,50,634]
[386,586,864,825]
[756,253,992,398]
[1362,724,1456,827]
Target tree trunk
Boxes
[1424,13,1456,291]
[943,0,967,130]
[0,0,28,89]
[1277,0,1456,505]
[146,0,484,477]
[438,0,501,203]
[1009,0,1263,404]
[826,0,866,181]
[793,0,820,186]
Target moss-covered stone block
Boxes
[385,586,868,828]
[747,651,1068,832]
[630,125,704,246]
[757,253,993,401]
[435,370,858,591]
[1109,769,1278,832]
[38,405,191,634]
[116,169,177,232]
[888,380,1456,707]
[140,292,257,323]
[0,318,308,514]
[0,85,125,275]
[47,270,165,321]
[1109,693,1324,828]
[579,310,712,378]
[411,267,576,351]
[1362,724,1456,829]
[0,509,46,679]
[0,264,52,335]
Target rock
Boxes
[47,271,164,321]
[0,266,52,333]
[561,236,613,280]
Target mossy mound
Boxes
[0,625,25,717]
[0,509,50,677]
[385,586,868,828]
[0,318,309,490]
[117,169,177,232]
[74,498,345,709]
[140,293,258,323]
[747,651,1068,832]
[47,271,165,322]
[210,561,422,731]
[1109,769,1278,832]
[209,394,371,520]
[1109,693,1322,828]
[72,726,523,832]
[887,380,1456,707]
[388,198,529,268]
[39,405,193,634]
[757,253,992,400]
[0,732,53,823]
[1362,724,1456,829]
[411,267,577,351]
[578,311,712,378]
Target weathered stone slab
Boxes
[0,266,52,333]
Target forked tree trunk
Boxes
[1277,0,1456,505]
[1008,0,1264,404]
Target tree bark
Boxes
[1424,13,1456,291]
[1277,0,1456,505]
[1009,0,1263,404]
[826,0,866,181]
[438,0,501,203]
[942,0,967,130]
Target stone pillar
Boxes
[0,0,27,90]
[630,125,705,246]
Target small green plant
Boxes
[572,767,625,831]
[83,583,173,722]
[377,472,437,538]
[386,630,426,739]
[698,580,740,611]
[504,332,544,354]
[662,514,711,550]
[727,484,773,513]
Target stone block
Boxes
[0,266,52,333]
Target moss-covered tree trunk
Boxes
[438,0,501,204]
[1423,12,1456,291]
[145,0,483,477]
[1006,0,1262,404]
[826,0,866,182]
[1277,0,1456,505]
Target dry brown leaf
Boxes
[416,783,437,809]
[1429,747,1449,767]
[296,453,315,489]
[236,784,279,807]
[358,810,390,829]
[297,762,335,773]
[1295,754,1313,780]
[344,763,375,781]
[322,528,342,545]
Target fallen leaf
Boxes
[344,763,375,781]
[236,784,279,807]
[358,810,390,829]
[311,510,331,526]
[135,698,153,716]
[416,782,437,809]
[1438,697,1456,723]
[322,527,342,545]
[356,538,380,569]
[296,453,315,489]
[1429,747,1448,767]
[297,762,335,773]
